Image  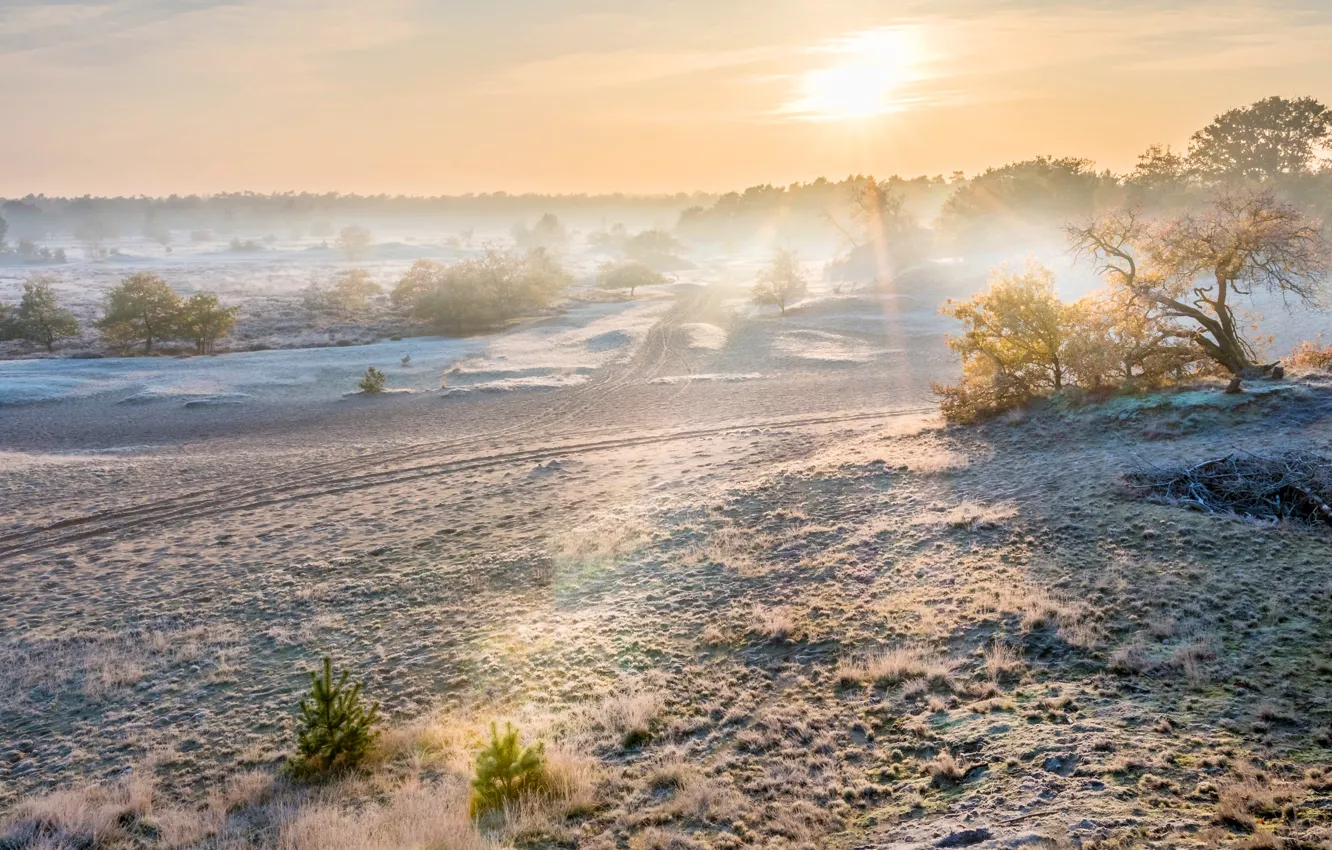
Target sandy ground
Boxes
[5,270,1332,849]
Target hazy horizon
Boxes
[5,0,1332,197]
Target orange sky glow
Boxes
[3,0,1332,196]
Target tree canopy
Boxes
[1187,96,1332,183]
[179,293,238,355]
[4,276,79,351]
[597,261,664,296]
[1069,190,1330,375]
[96,273,183,354]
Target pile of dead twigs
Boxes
[1127,452,1332,528]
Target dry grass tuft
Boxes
[924,751,969,787]
[1109,635,1152,675]
[747,605,798,642]
[836,645,956,690]
[685,524,775,576]
[981,641,1025,683]
[581,686,666,749]
[1,768,156,849]
[914,500,1016,529]
[1216,776,1302,833]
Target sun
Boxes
[783,28,917,122]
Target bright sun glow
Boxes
[783,27,918,121]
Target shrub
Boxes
[934,261,1202,423]
[336,225,373,260]
[470,722,547,816]
[331,268,382,314]
[289,657,379,779]
[358,366,387,393]
[392,247,571,334]
[1288,339,1332,372]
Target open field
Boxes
[4,272,1332,850]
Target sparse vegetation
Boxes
[1287,338,1332,372]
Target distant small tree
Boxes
[512,213,569,252]
[357,366,387,393]
[470,722,547,816]
[179,292,238,355]
[336,225,373,261]
[331,268,382,314]
[623,229,686,269]
[75,220,111,260]
[597,261,664,296]
[751,248,809,314]
[290,657,379,779]
[96,273,182,354]
[0,304,12,339]
[0,213,7,250]
[14,276,79,352]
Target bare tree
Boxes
[1069,191,1330,376]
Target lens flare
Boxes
[783,27,918,121]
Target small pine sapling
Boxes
[470,722,547,816]
[358,366,387,393]
[290,656,379,779]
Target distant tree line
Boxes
[682,95,1332,276]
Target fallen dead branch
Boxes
[1127,452,1332,528]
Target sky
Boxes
[3,0,1332,196]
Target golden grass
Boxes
[981,641,1025,683]
[747,605,797,642]
[2,712,599,850]
[836,645,957,689]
